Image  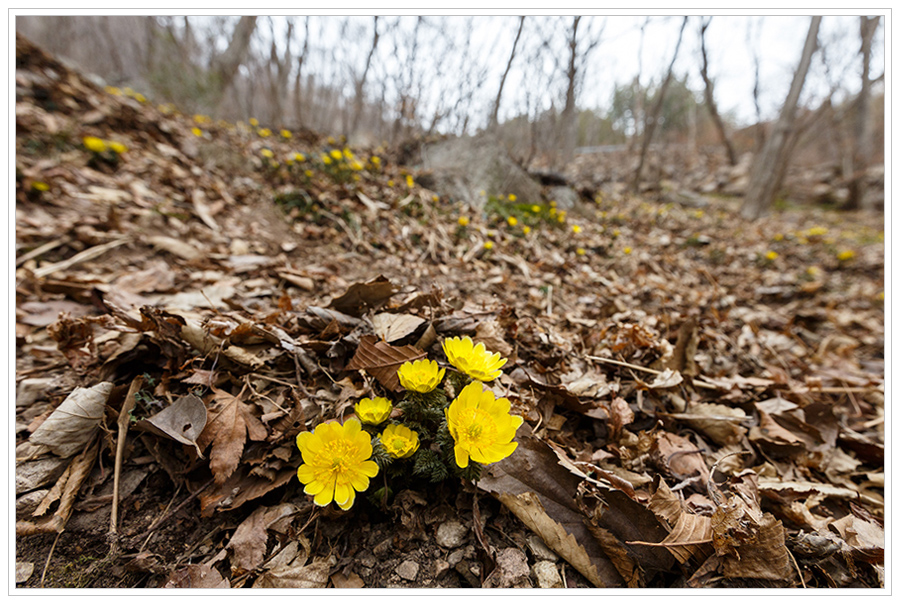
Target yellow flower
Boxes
[295,419,379,510]
[549,200,557,207]
[807,266,822,277]
[134,93,146,103]
[508,194,517,202]
[522,226,531,235]
[807,226,828,237]
[387,180,395,187]
[258,128,272,137]
[123,87,135,96]
[304,169,314,177]
[531,205,541,213]
[612,229,620,237]
[32,181,50,192]
[507,216,518,227]
[371,156,381,167]
[355,397,392,425]
[330,149,343,160]
[397,359,445,393]
[572,224,582,234]
[878,291,884,301]
[549,207,557,217]
[261,148,274,159]
[380,424,420,459]
[191,127,203,137]
[343,147,354,159]
[108,141,127,154]
[773,233,784,241]
[249,118,259,127]
[406,175,415,188]
[445,381,522,468]
[693,210,704,218]
[623,247,632,255]
[576,247,585,256]
[83,136,107,153]
[327,136,336,145]
[193,114,210,124]
[837,249,856,261]
[458,216,470,227]
[483,241,494,250]
[432,195,439,202]
[442,336,507,382]
[281,129,292,139]
[104,86,121,96]
[350,160,364,171]
[294,152,306,162]
[765,250,778,261]
[323,155,333,165]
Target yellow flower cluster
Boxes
[442,336,507,382]
[258,128,272,137]
[398,359,446,393]
[765,250,779,261]
[445,382,522,468]
[296,419,379,510]
[83,136,128,154]
[836,249,856,261]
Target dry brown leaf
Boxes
[474,319,513,357]
[651,431,710,488]
[330,570,366,588]
[199,466,296,516]
[329,275,397,317]
[647,480,713,565]
[371,312,426,343]
[345,335,425,391]
[29,382,112,458]
[608,397,634,441]
[648,368,684,389]
[136,394,207,456]
[253,558,332,589]
[498,491,606,587]
[227,503,298,572]
[164,564,230,588]
[198,389,267,484]
[683,402,747,446]
[830,515,884,564]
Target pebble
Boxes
[532,561,563,588]
[526,535,558,561]
[436,520,468,548]
[395,560,419,581]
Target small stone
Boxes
[526,535,558,561]
[395,560,419,581]
[447,545,473,567]
[532,560,563,588]
[16,562,34,584]
[434,559,450,579]
[358,552,377,568]
[436,520,468,548]
[491,548,531,588]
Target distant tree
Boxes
[489,16,525,131]
[741,16,822,220]
[698,17,737,166]
[845,15,881,210]
[632,16,688,191]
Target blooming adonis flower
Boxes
[371,156,381,167]
[531,205,541,213]
[765,250,778,260]
[442,336,507,382]
[572,224,582,234]
[508,194,517,202]
[507,216,518,227]
[294,152,306,162]
[296,419,379,510]
[355,397,392,425]
[398,359,446,393]
[261,148,274,159]
[837,249,856,261]
[483,241,494,250]
[522,226,531,235]
[249,117,259,127]
[381,424,420,459]
[191,127,203,137]
[83,136,107,153]
[624,247,632,255]
[32,181,50,192]
[458,216,469,227]
[281,129,292,139]
[445,381,523,468]
[330,149,343,160]
[406,175,414,188]
[107,141,128,154]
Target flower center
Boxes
[460,409,496,447]
[324,440,358,473]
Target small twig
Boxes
[40,532,63,587]
[627,538,713,547]
[109,376,144,552]
[546,285,553,316]
[16,237,69,267]
[586,355,719,389]
[32,235,130,278]
[788,547,807,588]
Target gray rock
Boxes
[492,548,531,588]
[435,520,468,548]
[15,457,68,495]
[421,135,543,209]
[525,535,558,561]
[547,186,580,210]
[16,489,49,516]
[395,560,419,581]
[532,560,563,588]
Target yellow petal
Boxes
[454,445,469,468]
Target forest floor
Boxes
[14,34,885,589]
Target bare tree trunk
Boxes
[210,16,257,109]
[741,16,821,220]
[560,17,581,161]
[292,17,310,127]
[846,15,880,210]
[351,17,380,136]
[699,17,737,166]
[632,16,688,192]
[489,16,525,130]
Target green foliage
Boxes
[412,448,450,483]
